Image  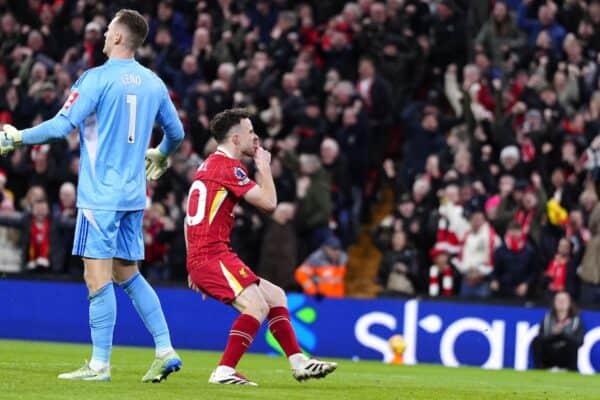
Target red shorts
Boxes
[188,251,259,303]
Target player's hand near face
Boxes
[253,146,271,173]
[244,145,277,213]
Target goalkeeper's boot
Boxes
[58,362,111,381]
[141,351,182,383]
[208,369,258,386]
[292,358,338,382]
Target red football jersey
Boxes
[185,150,256,267]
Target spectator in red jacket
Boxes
[428,245,455,297]
[143,203,174,282]
[544,238,572,300]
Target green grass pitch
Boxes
[1,339,599,400]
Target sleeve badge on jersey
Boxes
[62,92,79,110]
[233,167,250,185]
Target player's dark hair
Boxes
[209,108,251,143]
[114,9,148,50]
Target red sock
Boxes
[219,314,261,368]
[268,306,302,357]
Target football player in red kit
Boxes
[185,108,337,386]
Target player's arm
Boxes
[243,147,277,213]
[21,114,75,144]
[146,83,185,180]
[0,72,98,156]
[156,89,184,155]
[0,115,74,155]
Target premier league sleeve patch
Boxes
[233,167,250,185]
[62,91,79,110]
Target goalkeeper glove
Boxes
[145,147,170,180]
[0,124,23,157]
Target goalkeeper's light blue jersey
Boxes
[58,58,183,211]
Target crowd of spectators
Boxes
[2,0,600,307]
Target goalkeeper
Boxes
[0,9,183,382]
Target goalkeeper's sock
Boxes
[219,314,261,368]
[267,306,304,361]
[89,359,109,372]
[119,272,174,356]
[89,282,116,367]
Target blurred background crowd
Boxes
[2,0,600,307]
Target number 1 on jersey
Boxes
[126,94,137,143]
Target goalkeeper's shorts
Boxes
[72,208,144,261]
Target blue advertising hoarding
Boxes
[1,280,599,373]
